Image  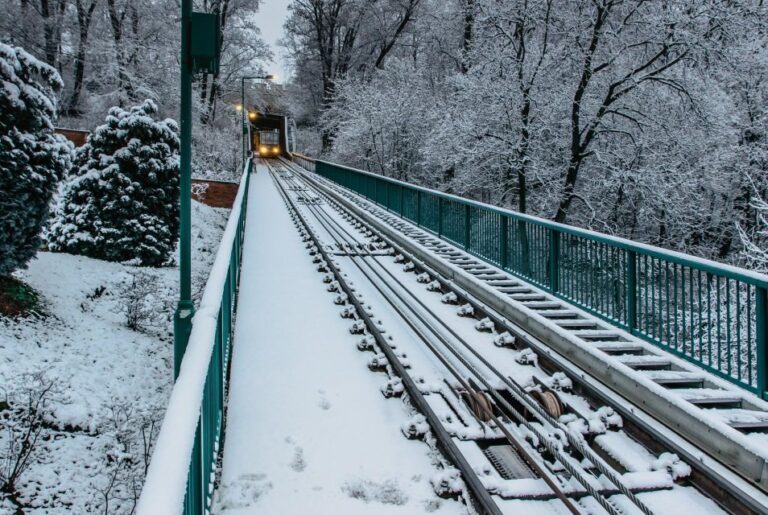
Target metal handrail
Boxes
[312,158,768,287]
[136,159,252,515]
[293,156,768,399]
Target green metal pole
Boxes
[174,0,194,379]
[241,77,246,169]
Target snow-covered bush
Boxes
[47,100,179,266]
[115,270,174,334]
[86,401,162,514]
[0,43,72,276]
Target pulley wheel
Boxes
[468,390,494,422]
[534,390,563,418]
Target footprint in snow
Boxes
[216,472,272,510]
[290,446,307,472]
[317,389,331,410]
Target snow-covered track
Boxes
[278,169,658,515]
[267,161,504,515]
[281,157,768,514]
[270,160,729,514]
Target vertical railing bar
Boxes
[698,269,703,364]
[748,286,753,386]
[756,287,767,399]
[690,268,695,358]
[708,273,713,367]
[626,250,637,334]
[673,262,678,350]
[717,276,722,372]
[681,265,687,353]
[549,229,560,294]
[438,197,443,237]
[727,278,732,377]
[737,282,742,381]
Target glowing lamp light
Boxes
[248,111,257,121]
[260,146,268,154]
[235,103,242,112]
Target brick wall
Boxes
[192,179,238,209]
[55,128,90,147]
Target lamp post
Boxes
[240,74,274,168]
[174,2,220,379]
[174,0,194,379]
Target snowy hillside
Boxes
[0,201,228,514]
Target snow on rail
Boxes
[135,163,249,515]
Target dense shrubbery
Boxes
[0,43,72,277]
[47,100,180,266]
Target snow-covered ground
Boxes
[0,201,228,514]
[214,166,466,514]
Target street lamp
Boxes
[240,74,275,167]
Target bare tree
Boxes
[554,0,691,223]
[0,373,57,505]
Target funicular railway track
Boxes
[265,157,768,514]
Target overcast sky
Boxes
[256,0,293,83]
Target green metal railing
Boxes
[184,163,249,515]
[137,160,251,515]
[293,155,768,399]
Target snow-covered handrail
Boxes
[310,158,768,399]
[136,160,253,515]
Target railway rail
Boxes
[263,157,768,514]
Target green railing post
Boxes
[416,190,421,226]
[500,216,508,269]
[464,204,471,250]
[757,287,768,399]
[438,197,443,236]
[185,423,202,515]
[549,229,560,293]
[626,250,637,333]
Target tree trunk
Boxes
[68,0,98,115]
[107,0,133,105]
[460,0,474,73]
[40,0,57,67]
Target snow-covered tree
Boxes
[0,43,72,277]
[47,100,180,266]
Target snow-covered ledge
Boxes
[136,162,251,515]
